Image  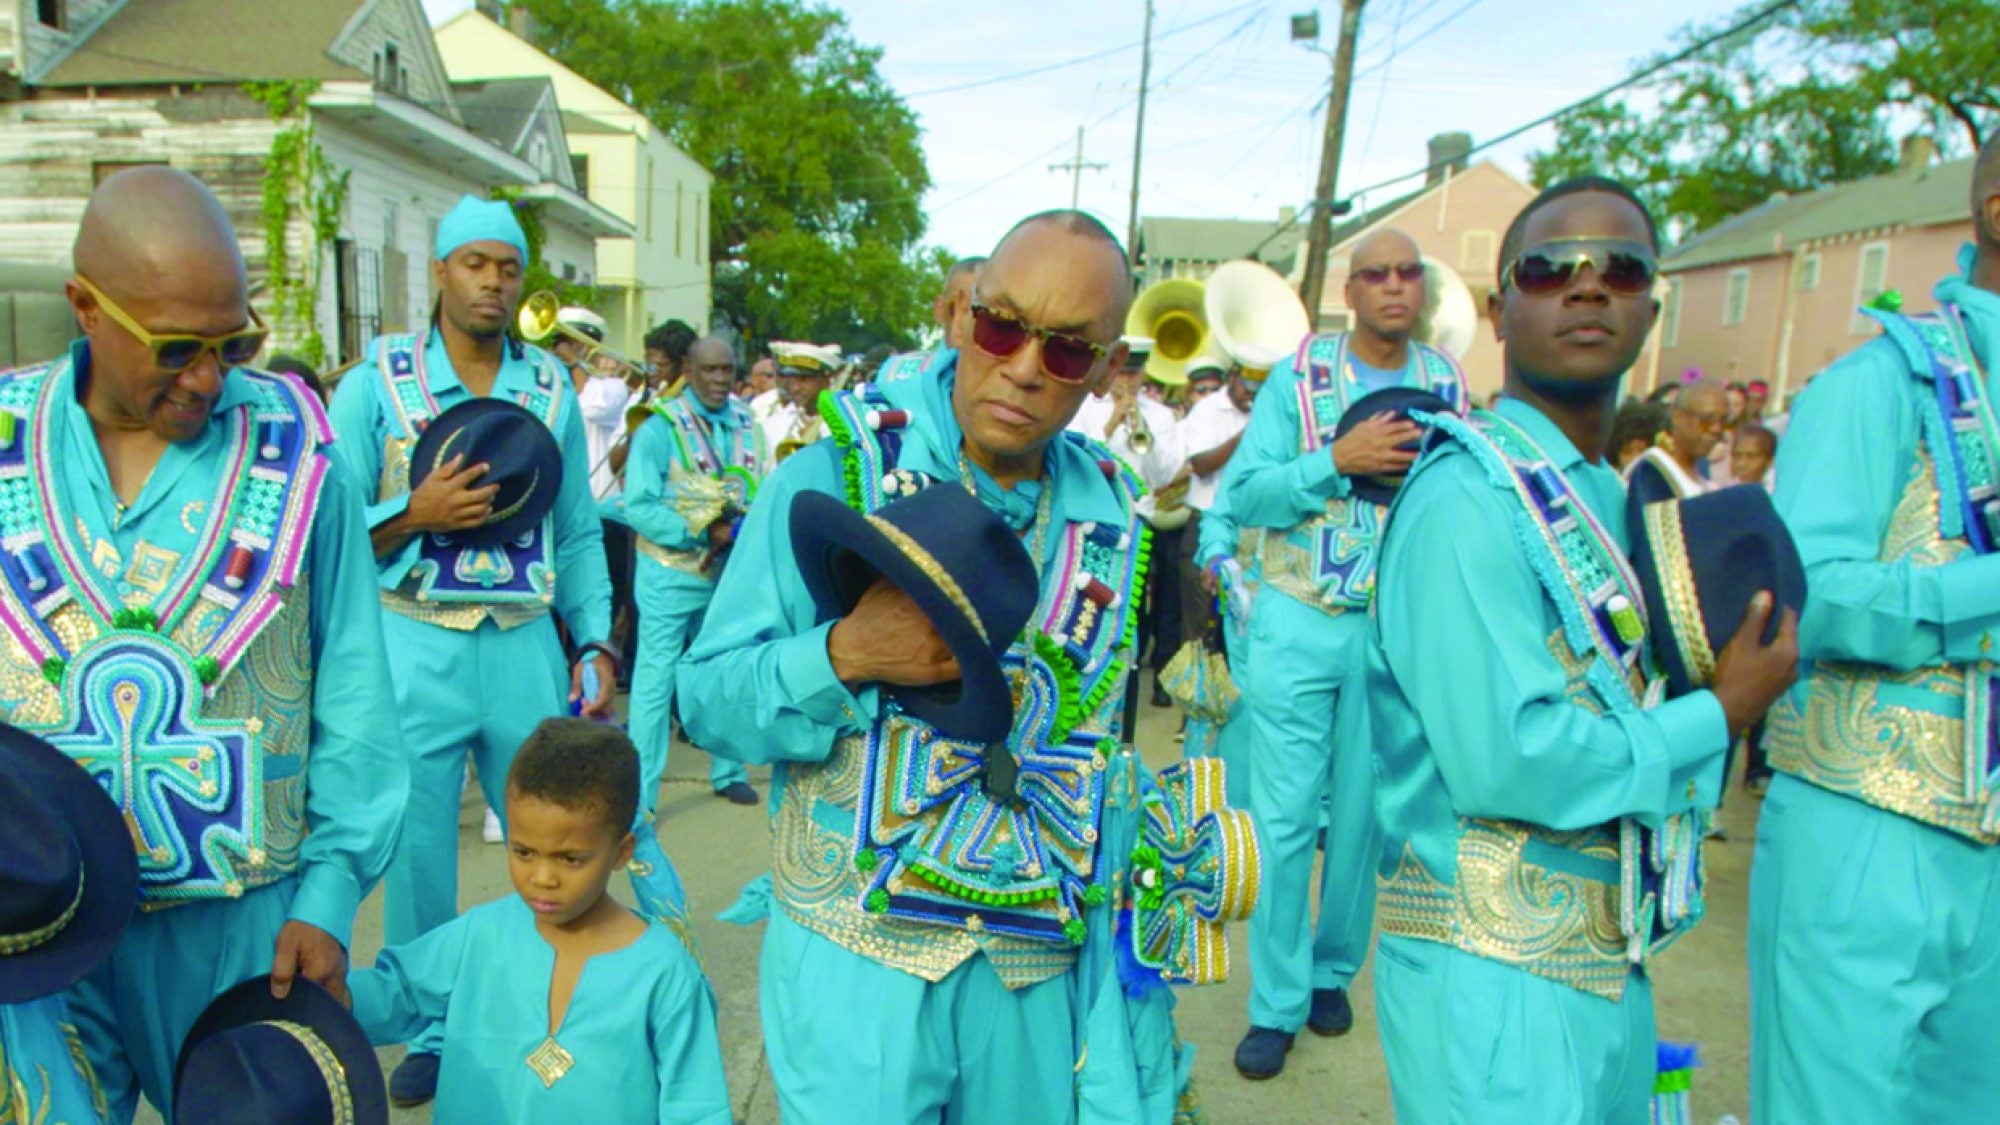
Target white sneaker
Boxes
[482,807,504,844]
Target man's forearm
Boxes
[1188,431,1243,477]
[369,513,418,559]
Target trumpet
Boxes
[517,291,650,381]
[1125,398,1154,455]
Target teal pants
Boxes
[1749,774,2000,1122]
[1375,936,1655,1124]
[65,878,296,1124]
[2,996,107,1124]
[760,911,1078,1124]
[1241,590,1381,1031]
[628,558,745,799]
[379,611,569,1055]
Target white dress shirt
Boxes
[1066,391,1185,491]
[577,374,638,500]
[1178,391,1252,511]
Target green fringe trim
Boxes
[820,395,867,511]
[1122,524,1155,654]
[1080,657,1124,738]
[909,863,1059,906]
[1031,630,1084,745]
[111,606,159,632]
[816,389,850,442]
[40,656,65,686]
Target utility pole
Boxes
[1125,0,1154,267]
[1297,0,1365,319]
[1049,127,1108,210]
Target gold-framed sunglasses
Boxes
[74,275,268,372]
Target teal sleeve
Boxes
[678,444,876,765]
[346,911,471,1045]
[623,416,704,550]
[326,359,419,587]
[1195,484,1239,568]
[550,388,613,650]
[1775,342,2000,671]
[1224,360,1349,529]
[1377,457,1730,830]
[651,947,734,1124]
[291,467,408,947]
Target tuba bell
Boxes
[1125,279,1209,386]
[1204,260,1310,378]
[1413,257,1479,361]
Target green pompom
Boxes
[865,889,890,914]
[853,849,880,874]
[1063,918,1088,945]
[39,656,65,686]
[1083,884,1108,907]
[193,655,222,685]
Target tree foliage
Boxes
[514,0,940,349]
[1529,0,2000,241]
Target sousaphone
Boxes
[1125,278,1209,386]
[1205,260,1310,378]
[1415,257,1479,361]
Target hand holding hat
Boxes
[407,398,563,547]
[1331,387,1454,505]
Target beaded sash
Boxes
[648,394,760,542]
[374,331,565,605]
[0,360,324,900]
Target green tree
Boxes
[514,0,939,349]
[1529,0,2000,240]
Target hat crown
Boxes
[178,1023,343,1125]
[0,768,85,952]
[409,398,563,548]
[871,485,1039,655]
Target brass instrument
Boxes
[1204,260,1310,378]
[1125,397,1154,456]
[516,291,651,380]
[1414,257,1479,360]
[1124,279,1210,386]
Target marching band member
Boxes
[759,342,842,471]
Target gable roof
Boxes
[37,0,371,86]
[1138,216,1303,271]
[1664,156,1973,272]
[453,77,553,154]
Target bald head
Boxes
[74,166,245,306]
[684,334,736,409]
[1349,228,1420,270]
[1346,227,1426,343]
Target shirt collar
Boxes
[422,328,545,398]
[1493,394,1589,471]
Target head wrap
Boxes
[435,195,529,264]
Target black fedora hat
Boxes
[1630,484,1808,698]
[1334,385,1454,505]
[0,724,138,1004]
[790,485,1039,743]
[408,398,562,546]
[174,976,388,1125]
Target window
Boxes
[335,241,382,363]
[1797,252,1821,292]
[570,154,590,196]
[1723,268,1750,327]
[1459,229,1497,274]
[1663,277,1683,347]
[375,43,403,93]
[561,263,576,282]
[1852,242,1890,334]
[36,0,64,30]
[382,201,399,249]
[527,137,551,176]
[92,160,164,186]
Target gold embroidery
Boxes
[665,465,733,534]
[0,869,82,955]
[1642,500,1715,686]
[91,538,122,581]
[265,1021,353,1125]
[179,500,206,535]
[124,541,181,600]
[525,1037,575,1088]
[61,1021,107,1123]
[635,536,709,579]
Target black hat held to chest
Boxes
[1335,386,1454,506]
[408,397,563,547]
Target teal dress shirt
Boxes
[624,394,758,554]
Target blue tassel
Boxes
[1113,909,1166,1001]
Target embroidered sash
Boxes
[0,360,325,901]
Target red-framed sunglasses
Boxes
[968,298,1108,384]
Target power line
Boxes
[901,0,1265,99]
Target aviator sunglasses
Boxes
[1352,262,1426,286]
[1500,238,1658,297]
[74,275,268,372]
[968,296,1108,383]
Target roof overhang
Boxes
[310,81,533,188]
[515,183,634,240]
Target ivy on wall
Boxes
[489,186,602,312]
[245,80,350,366]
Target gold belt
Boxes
[636,537,711,579]
[378,589,549,632]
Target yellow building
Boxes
[434,7,713,354]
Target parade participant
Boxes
[625,335,763,807]
[1178,360,1260,650]
[1184,363,1224,409]
[1369,177,1797,1121]
[0,726,138,1125]
[1222,229,1467,1079]
[0,167,406,1123]
[1628,380,1726,504]
[1730,422,1775,489]
[933,256,984,350]
[1610,398,1668,473]
[348,719,730,1124]
[746,355,782,427]
[567,309,640,695]
[1753,129,2000,1123]
[326,194,614,1108]
[173,977,386,1125]
[677,211,1172,1121]
[759,342,841,469]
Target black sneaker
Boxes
[1306,988,1354,1037]
[1151,681,1173,708]
[1233,1027,1294,1080]
[390,1051,440,1108]
[716,781,760,806]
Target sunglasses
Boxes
[76,275,268,372]
[1500,239,1657,297]
[968,299,1108,384]
[1352,262,1425,286]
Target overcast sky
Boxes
[422,0,1744,259]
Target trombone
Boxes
[517,291,652,382]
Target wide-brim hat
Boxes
[174,977,388,1125]
[408,397,561,546]
[1630,484,1808,698]
[790,485,1039,743]
[0,724,139,1004]
[1334,386,1454,505]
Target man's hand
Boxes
[271,920,348,1007]
[707,518,737,549]
[1710,591,1800,736]
[571,649,618,719]
[1102,378,1139,441]
[1331,412,1423,477]
[1198,562,1221,598]
[406,454,500,535]
[827,576,960,688]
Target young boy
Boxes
[1730,422,1778,490]
[348,719,730,1123]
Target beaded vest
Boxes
[768,385,1152,987]
[633,394,761,579]
[0,359,324,904]
[1766,308,2000,845]
[1257,332,1467,616]
[370,332,566,627]
[1373,410,1707,1000]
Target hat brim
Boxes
[789,490,1016,743]
[0,725,139,1004]
[175,977,388,1125]
[1335,387,1453,506]
[408,397,562,547]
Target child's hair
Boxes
[507,718,640,835]
[1735,422,1778,456]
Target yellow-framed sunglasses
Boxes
[74,275,268,372]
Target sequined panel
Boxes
[197,582,312,875]
[378,588,493,632]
